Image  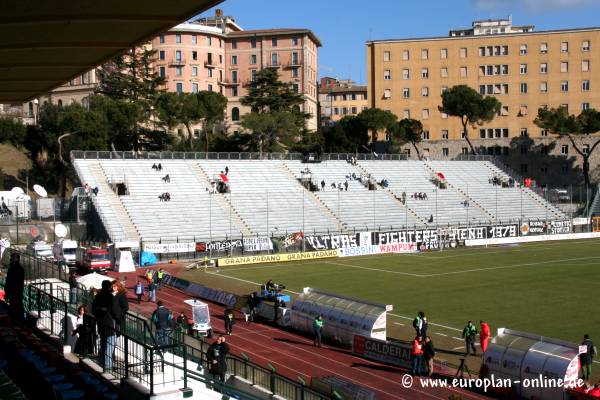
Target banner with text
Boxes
[352,335,412,370]
[144,242,196,254]
[243,237,274,252]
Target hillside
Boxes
[0,143,32,190]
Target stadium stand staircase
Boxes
[189,163,252,236]
[74,160,140,242]
[587,184,600,217]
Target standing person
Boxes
[68,271,78,305]
[246,293,257,323]
[207,336,230,382]
[581,334,596,381]
[413,311,426,337]
[320,180,325,191]
[313,315,324,347]
[176,312,189,332]
[146,269,154,284]
[112,280,129,332]
[152,301,173,346]
[5,253,25,323]
[411,336,424,376]
[92,280,119,370]
[423,336,436,377]
[480,320,491,353]
[156,268,164,289]
[462,321,478,356]
[223,308,235,335]
[344,181,349,191]
[72,305,96,357]
[147,280,157,303]
[134,281,144,304]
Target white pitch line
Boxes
[452,337,464,341]
[435,333,448,337]
[393,322,405,326]
[323,260,423,277]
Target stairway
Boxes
[189,163,253,236]
[88,163,140,242]
[279,163,344,231]
[588,185,600,217]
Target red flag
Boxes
[220,173,229,182]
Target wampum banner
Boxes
[305,224,519,251]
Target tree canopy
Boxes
[439,85,501,154]
[389,119,423,158]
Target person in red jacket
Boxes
[411,336,424,376]
[480,320,491,353]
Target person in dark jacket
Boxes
[68,271,78,304]
[224,308,235,335]
[423,336,436,377]
[152,301,173,346]
[92,280,119,370]
[246,293,258,323]
[5,252,25,323]
[462,321,478,356]
[207,336,230,382]
[72,305,96,356]
[111,280,129,332]
[581,334,596,381]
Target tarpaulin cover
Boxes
[141,251,158,266]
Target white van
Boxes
[53,239,78,266]
[26,240,54,261]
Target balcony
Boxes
[218,79,240,86]
[204,60,216,68]
[266,61,281,69]
[169,57,186,66]
[284,60,302,68]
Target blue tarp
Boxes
[140,251,158,266]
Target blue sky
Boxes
[200,0,600,84]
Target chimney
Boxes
[215,9,223,17]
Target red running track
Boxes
[113,269,493,400]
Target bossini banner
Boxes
[144,242,196,254]
[218,249,339,266]
[243,237,274,252]
[338,243,418,257]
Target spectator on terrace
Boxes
[402,192,407,204]
[152,163,158,170]
[423,192,428,200]
[331,183,336,190]
[152,301,173,346]
[225,166,229,175]
[157,163,162,171]
[92,186,99,196]
[93,280,119,370]
[423,336,436,377]
[72,305,95,357]
[581,334,596,381]
[112,280,129,332]
[69,271,78,304]
[134,281,144,304]
[428,214,434,223]
[84,183,90,196]
[321,180,325,191]
[162,174,170,183]
[158,193,164,202]
[147,280,156,303]
[344,181,349,191]
[176,312,189,332]
[207,336,229,382]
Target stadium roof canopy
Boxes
[0,0,223,103]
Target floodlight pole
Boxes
[266,189,269,237]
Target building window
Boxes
[441,67,448,78]
[421,68,429,78]
[159,35,165,44]
[403,109,410,118]
[251,38,257,48]
[462,147,469,155]
[441,111,448,119]
[208,83,213,91]
[401,68,409,80]
[460,47,467,58]
[206,36,212,46]
[231,70,238,83]
[384,89,392,99]
[561,81,569,92]
[442,130,449,140]
[251,69,257,81]
[560,103,569,112]
[422,130,430,140]
[175,50,182,62]
[460,66,467,77]
[402,50,410,60]
[561,41,569,52]
[583,102,590,110]
[422,87,429,97]
[175,66,182,76]
[292,37,299,46]
[383,51,391,61]
[540,81,548,93]
[192,51,197,60]
[540,63,548,74]
[292,51,299,65]
[207,68,213,78]
[541,129,548,137]
[402,88,409,98]
[351,106,357,114]
[441,86,448,94]
[582,40,590,51]
[175,34,181,44]
[520,64,527,74]
[440,48,448,59]
[519,105,528,116]
[561,62,569,73]
[272,38,278,47]
[176,82,183,93]
[159,50,165,60]
[291,68,299,78]
[480,129,486,139]
[583,80,590,91]
[231,55,238,65]
[422,109,430,119]
[421,49,428,59]
[582,60,590,72]
[231,107,240,121]
[561,144,569,155]
[520,128,528,137]
[583,144,590,154]
[384,70,391,80]
[191,34,197,45]
[232,39,237,49]
[503,128,509,138]
[248,54,256,65]
[540,42,548,54]
[192,83,198,93]
[293,84,299,93]
[159,66,165,77]
[271,53,278,66]
[520,83,528,93]
[442,148,449,157]
[520,44,528,55]
[192,66,198,76]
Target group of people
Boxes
[320,180,349,192]
[151,163,163,171]
[489,175,515,188]
[158,192,171,201]
[83,183,99,196]
[136,268,165,303]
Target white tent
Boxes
[77,272,111,290]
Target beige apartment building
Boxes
[318,77,367,127]
[367,18,600,184]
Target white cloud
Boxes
[473,0,594,11]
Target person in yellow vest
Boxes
[313,315,324,347]
[157,268,164,290]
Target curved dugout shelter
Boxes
[483,328,581,400]
[290,287,392,347]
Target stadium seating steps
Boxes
[72,158,567,242]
